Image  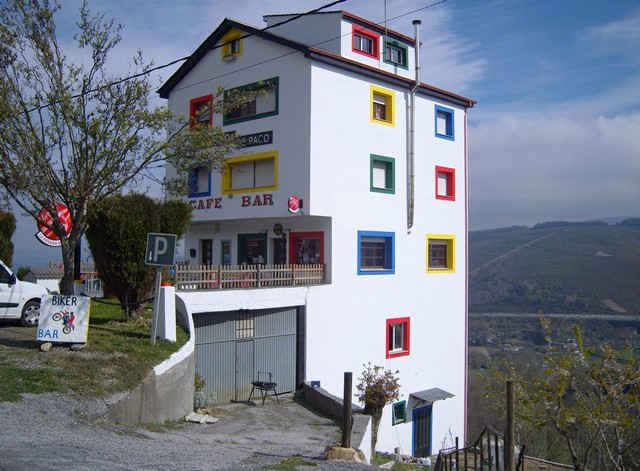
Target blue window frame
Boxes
[188,165,211,198]
[357,230,395,275]
[435,105,454,141]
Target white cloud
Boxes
[470,111,640,229]
[585,8,640,41]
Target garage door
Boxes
[194,307,299,403]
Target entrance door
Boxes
[413,405,433,457]
[201,239,213,265]
[272,237,287,264]
[237,233,267,265]
[220,240,232,265]
[234,339,254,402]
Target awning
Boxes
[406,388,455,419]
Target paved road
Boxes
[0,393,373,471]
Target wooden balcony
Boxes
[174,263,326,291]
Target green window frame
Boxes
[223,77,279,125]
[383,38,408,70]
[370,154,395,194]
[392,400,407,425]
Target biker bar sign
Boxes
[37,294,91,344]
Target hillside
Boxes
[469,219,640,314]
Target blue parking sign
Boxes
[145,233,177,266]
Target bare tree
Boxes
[0,0,236,293]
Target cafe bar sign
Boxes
[224,130,273,148]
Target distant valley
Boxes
[469,218,640,314]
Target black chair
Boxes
[248,371,279,405]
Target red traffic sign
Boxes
[35,203,73,247]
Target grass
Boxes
[0,299,188,402]
[375,453,393,466]
[262,456,317,470]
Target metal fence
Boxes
[174,264,325,291]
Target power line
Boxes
[171,0,448,95]
[16,0,347,116]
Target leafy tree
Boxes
[356,363,400,463]
[86,194,191,320]
[493,318,640,470]
[0,0,239,293]
[0,209,16,264]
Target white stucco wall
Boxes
[306,61,467,455]
[164,20,468,458]
[166,33,312,222]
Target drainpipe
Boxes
[407,19,421,232]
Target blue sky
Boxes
[8,0,640,267]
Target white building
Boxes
[159,9,475,458]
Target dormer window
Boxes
[352,25,379,59]
[220,29,243,60]
[383,38,408,69]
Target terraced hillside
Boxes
[469,219,640,314]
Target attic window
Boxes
[221,30,243,59]
[352,25,379,59]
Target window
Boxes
[223,77,278,125]
[0,265,11,284]
[392,401,407,425]
[189,95,213,128]
[222,151,278,194]
[220,29,243,59]
[236,312,254,339]
[188,165,211,197]
[289,232,324,264]
[370,154,395,194]
[370,85,395,126]
[383,38,408,69]
[352,25,379,58]
[435,105,454,140]
[426,234,455,273]
[357,231,395,275]
[386,317,410,359]
[435,166,455,201]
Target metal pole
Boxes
[150,268,162,345]
[456,436,460,470]
[341,371,353,448]
[505,380,515,471]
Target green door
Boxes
[237,233,267,265]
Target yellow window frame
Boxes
[220,29,244,59]
[370,85,395,126]
[221,150,278,195]
[426,234,456,274]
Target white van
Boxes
[0,260,47,326]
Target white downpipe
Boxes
[408,20,421,232]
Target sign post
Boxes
[145,233,177,345]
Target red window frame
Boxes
[386,317,410,359]
[289,231,324,265]
[435,165,456,201]
[189,94,213,128]
[352,24,380,59]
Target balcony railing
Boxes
[174,263,325,291]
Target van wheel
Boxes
[21,300,40,327]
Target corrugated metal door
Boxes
[194,307,298,403]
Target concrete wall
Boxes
[104,295,196,425]
[263,12,342,54]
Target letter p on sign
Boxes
[145,233,177,266]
